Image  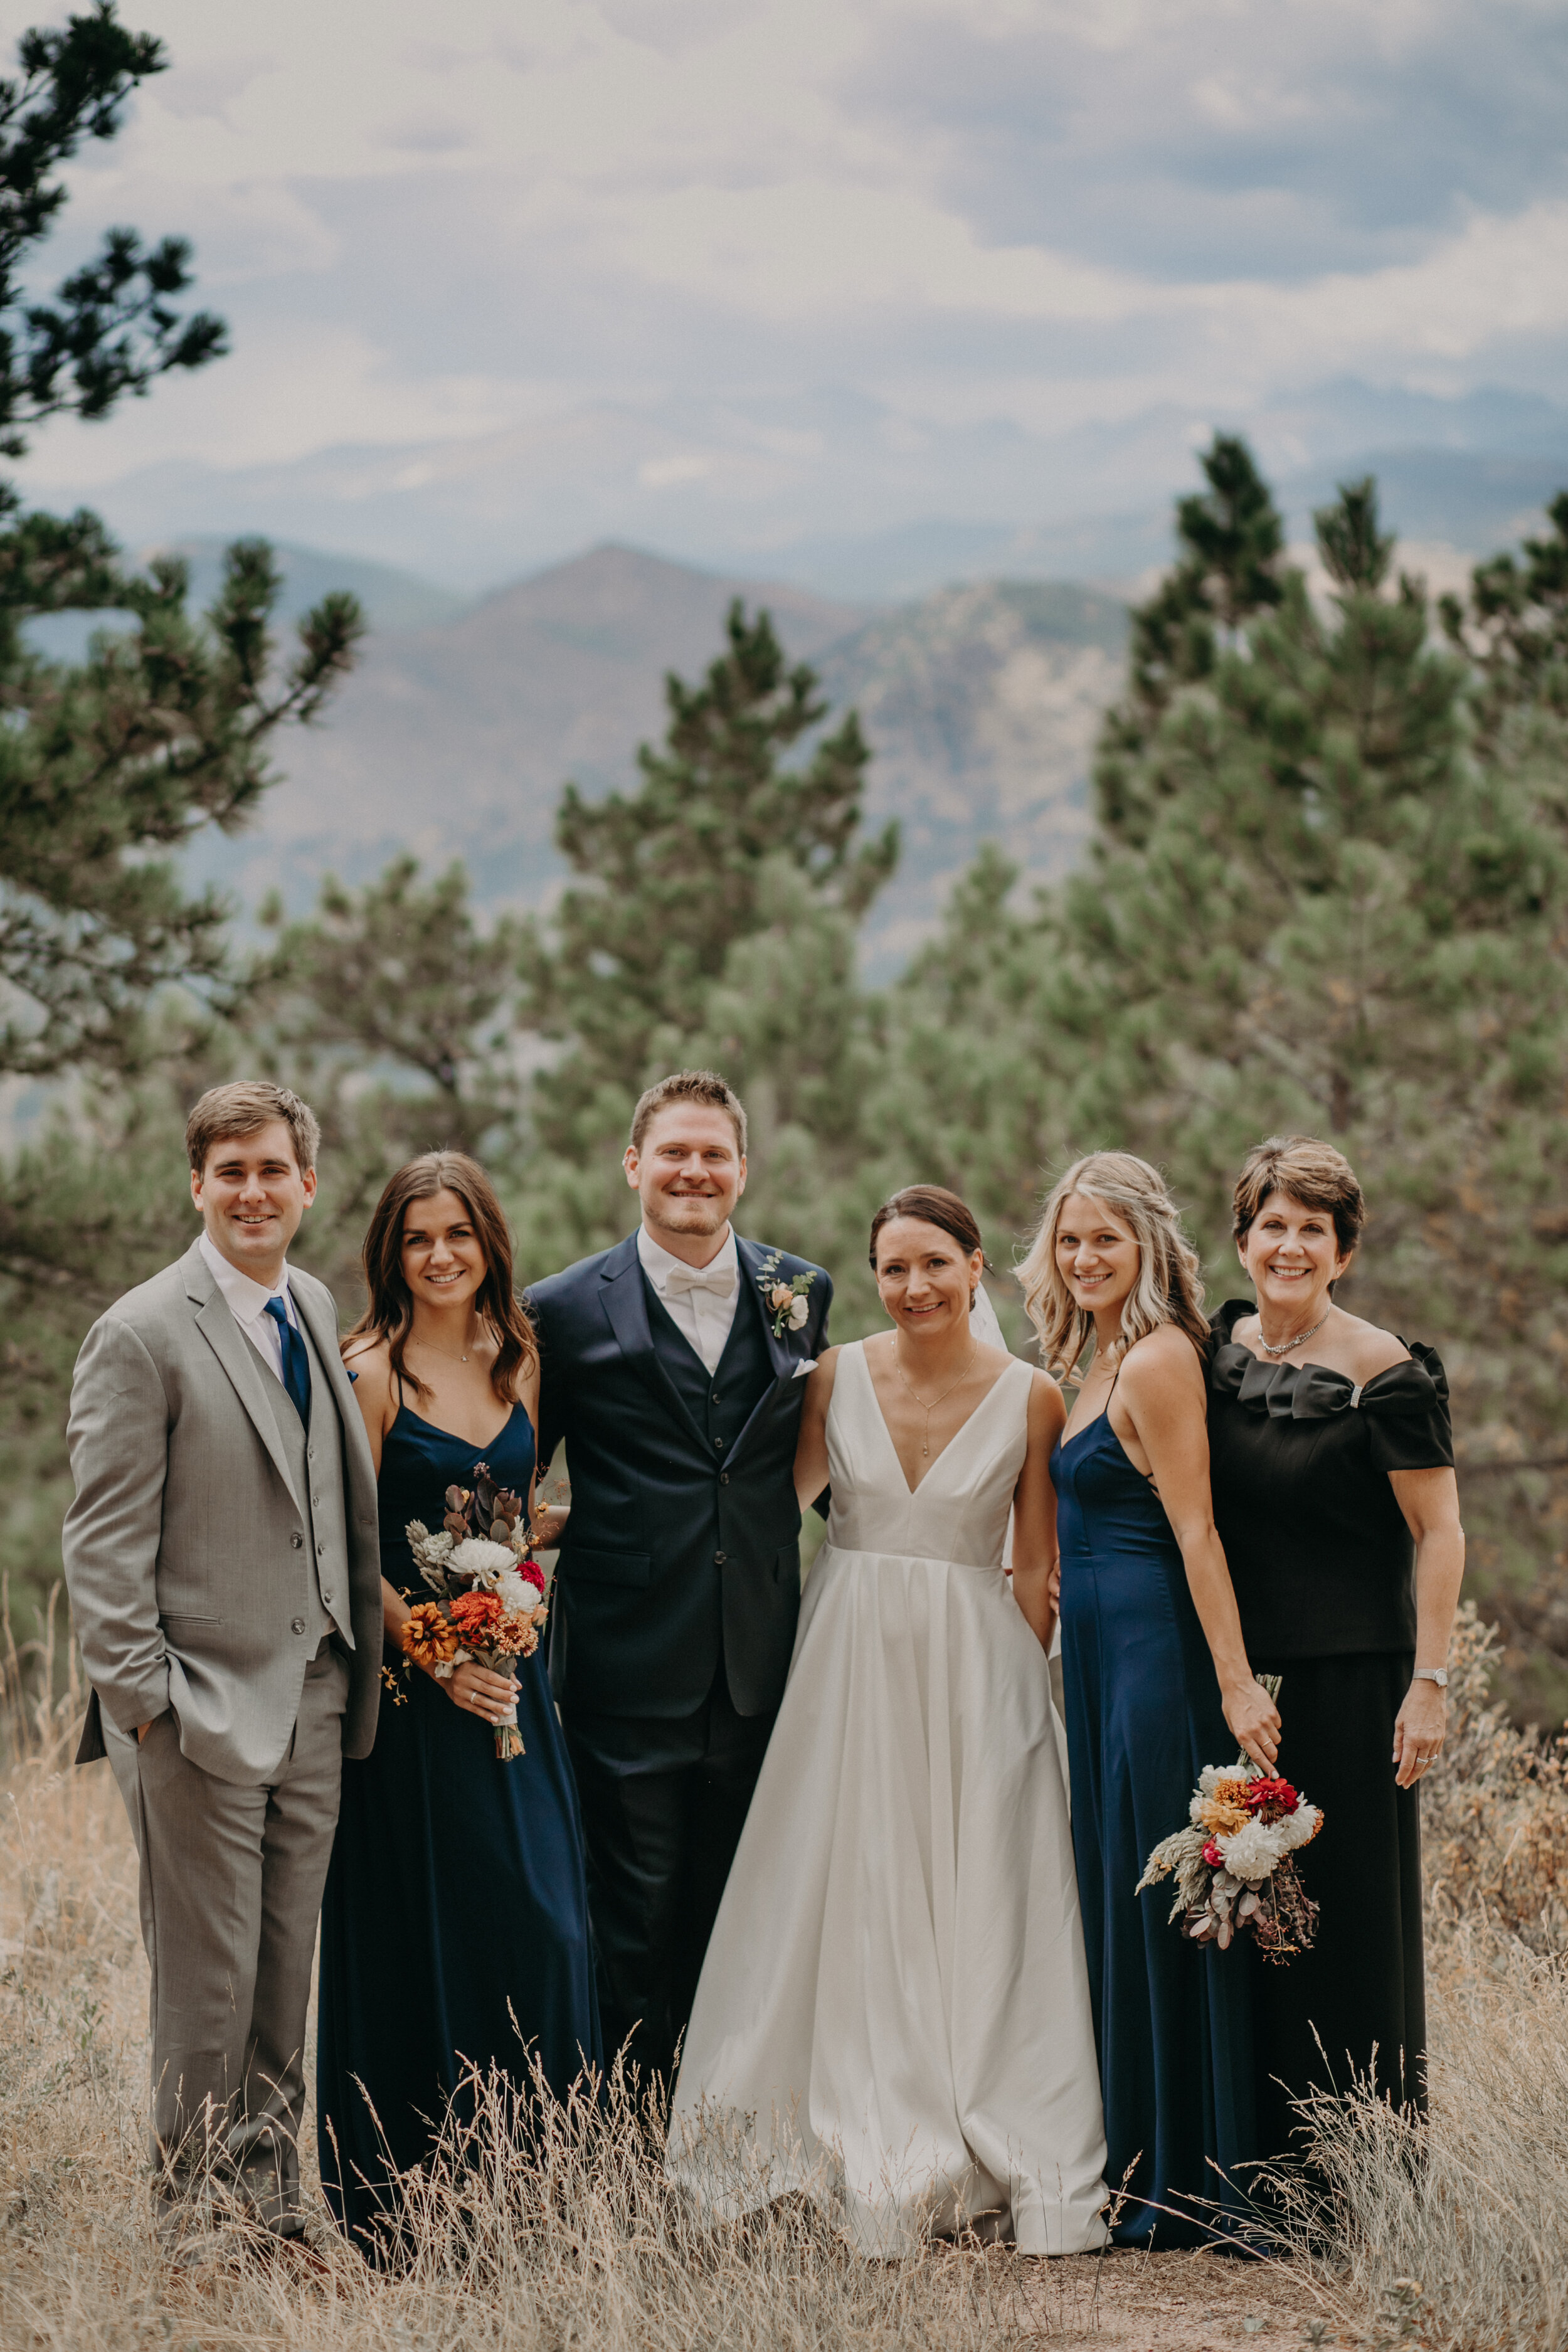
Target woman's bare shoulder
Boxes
[1120,1321,1205,1382]
[343,1333,394,1400]
[1331,1311,1411,1380]
[1026,1364,1067,1431]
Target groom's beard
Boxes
[646,1193,731,1242]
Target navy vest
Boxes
[642,1273,774,1458]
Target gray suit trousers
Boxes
[104,1641,349,2230]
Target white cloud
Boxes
[9,0,1567,568]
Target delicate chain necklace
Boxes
[410,1328,479,1367]
[889,1335,978,1458]
[1255,1305,1332,1359]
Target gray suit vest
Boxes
[257,1315,354,1651]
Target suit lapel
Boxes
[736,1236,805,1385]
[181,1241,302,1511]
[597,1234,712,1456]
[726,1237,808,1468]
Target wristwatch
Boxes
[1413,1667,1449,1689]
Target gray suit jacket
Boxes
[63,1238,383,1784]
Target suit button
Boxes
[714,1550,728,1565]
[720,1471,729,1485]
[322,1593,334,1607]
[290,1534,304,1550]
[317,1540,326,1555]
[290,1617,306,1636]
[712,1394,721,1405]
[714,1436,725,1449]
[311,1494,320,1507]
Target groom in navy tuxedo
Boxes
[527,1069,831,2082]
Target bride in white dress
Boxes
[669,1187,1108,2255]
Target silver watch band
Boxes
[1413,1666,1448,1689]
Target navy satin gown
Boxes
[1056,1407,1256,2246]
[317,1401,601,2249]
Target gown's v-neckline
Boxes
[855,1337,1018,1498]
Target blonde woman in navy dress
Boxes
[1026,1152,1279,2245]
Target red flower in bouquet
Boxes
[1245,1776,1300,1817]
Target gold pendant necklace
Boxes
[891,1336,978,1456]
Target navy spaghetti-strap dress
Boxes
[317,1401,600,2249]
[1056,1403,1255,2246]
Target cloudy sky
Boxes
[10,0,1568,588]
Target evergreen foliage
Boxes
[0,7,363,1638]
[0,3,225,455]
[517,599,897,1258]
[0,532,363,1076]
[891,446,1568,1710]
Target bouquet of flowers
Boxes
[400,1461,549,1760]
[1135,1683,1323,1964]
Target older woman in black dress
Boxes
[1206,1136,1464,2161]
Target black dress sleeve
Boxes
[1364,1342,1454,1474]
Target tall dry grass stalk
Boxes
[4,1587,1567,2351]
[0,1596,1108,2352]
[1421,1602,1568,1949]
[1261,1928,1568,2352]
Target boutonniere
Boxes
[758,1249,817,1338]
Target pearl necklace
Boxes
[1255,1305,1332,1359]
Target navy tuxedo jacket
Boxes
[527,1232,832,1722]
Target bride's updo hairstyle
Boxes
[1017,1151,1207,1381]
[344,1150,538,1404]
[868,1185,990,1274]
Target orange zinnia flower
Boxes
[402,1601,459,1668]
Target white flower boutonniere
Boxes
[757,1249,817,1338]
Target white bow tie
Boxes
[663,1259,737,1300]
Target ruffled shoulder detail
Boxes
[1206,1298,1449,1424]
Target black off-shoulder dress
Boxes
[1205,1301,1454,2164]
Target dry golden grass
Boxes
[3,1589,1566,2351]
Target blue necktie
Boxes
[263,1295,312,1426]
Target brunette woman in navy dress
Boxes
[1207,1136,1463,2162]
[1020,1153,1279,2246]
[317,1152,600,2253]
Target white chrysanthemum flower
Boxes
[494,1565,532,1618]
[448,1537,517,1585]
[1274,1799,1322,1852]
[788,1294,810,1330]
[1217,1817,1290,1883]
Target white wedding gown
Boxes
[669,1340,1109,2255]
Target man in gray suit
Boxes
[63,1081,383,2240]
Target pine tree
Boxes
[0,9,363,1076]
[894,443,1568,1713]
[522,599,897,1253]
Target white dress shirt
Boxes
[637,1222,740,1377]
[198,1230,299,1385]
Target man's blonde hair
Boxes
[185,1081,321,1177]
[1017,1150,1209,1380]
[629,1069,747,1155]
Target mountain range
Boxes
[184,543,1128,975]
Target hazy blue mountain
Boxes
[181,544,1126,969]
